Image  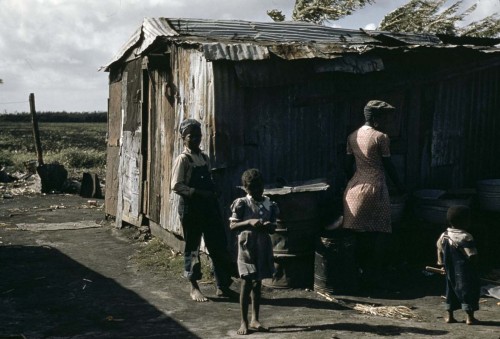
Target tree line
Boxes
[0,111,107,123]
[268,0,500,38]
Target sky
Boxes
[0,0,498,113]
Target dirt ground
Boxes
[1,193,499,339]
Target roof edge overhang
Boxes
[101,18,179,72]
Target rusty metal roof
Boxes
[104,17,500,70]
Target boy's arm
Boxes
[170,155,194,197]
[436,234,445,266]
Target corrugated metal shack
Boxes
[103,18,500,248]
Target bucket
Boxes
[390,194,407,224]
[413,189,471,225]
[313,230,359,294]
[262,252,314,289]
[477,179,500,212]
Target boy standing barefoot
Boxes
[437,205,480,325]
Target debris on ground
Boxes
[134,225,152,242]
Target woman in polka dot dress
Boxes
[343,100,405,288]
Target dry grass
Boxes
[0,121,106,179]
[353,304,422,320]
[131,238,214,283]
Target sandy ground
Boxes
[1,193,499,339]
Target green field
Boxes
[0,121,107,178]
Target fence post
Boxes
[29,93,44,166]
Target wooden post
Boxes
[29,93,44,166]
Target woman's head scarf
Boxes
[364,100,395,121]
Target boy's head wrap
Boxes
[364,100,395,121]
[179,119,201,137]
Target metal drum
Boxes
[477,179,500,212]
[262,252,315,289]
[313,230,359,295]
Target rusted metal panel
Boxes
[104,17,500,71]
[202,42,269,61]
[167,18,379,44]
[160,46,216,237]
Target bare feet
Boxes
[190,282,208,302]
[444,314,457,323]
[249,320,269,332]
[466,315,479,325]
[216,287,239,299]
[237,321,249,335]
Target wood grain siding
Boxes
[116,59,144,227]
[105,79,122,216]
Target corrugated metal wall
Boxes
[106,44,500,243]
[430,61,500,188]
[161,46,217,236]
[212,59,407,211]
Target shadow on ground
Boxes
[269,323,449,336]
[0,245,198,338]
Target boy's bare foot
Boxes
[216,287,239,299]
[237,321,249,335]
[249,320,269,332]
[190,282,208,302]
[466,315,479,325]
[444,314,457,323]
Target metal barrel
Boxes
[477,179,500,212]
[262,252,314,289]
[313,231,359,295]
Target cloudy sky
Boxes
[0,0,498,113]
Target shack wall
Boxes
[104,79,122,217]
[158,46,217,236]
[210,53,500,214]
[106,45,500,246]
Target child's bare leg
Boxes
[466,311,478,325]
[190,281,208,302]
[444,310,457,323]
[237,279,252,335]
[249,281,268,332]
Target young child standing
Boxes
[436,205,480,325]
[229,169,278,335]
